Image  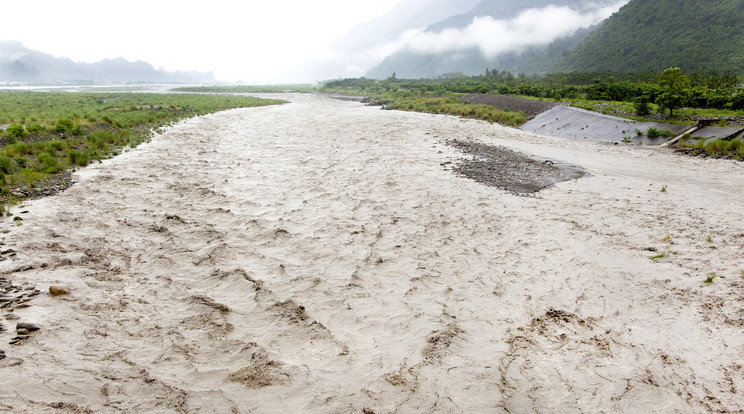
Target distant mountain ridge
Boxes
[0,41,215,84]
[366,0,626,79]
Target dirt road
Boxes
[1,94,743,413]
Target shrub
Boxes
[20,168,46,182]
[732,93,744,110]
[0,156,14,174]
[5,142,32,157]
[71,125,84,136]
[647,127,675,139]
[732,139,744,156]
[706,94,731,109]
[36,152,60,173]
[55,118,74,133]
[633,96,651,116]
[5,123,26,143]
[67,150,89,167]
[25,123,46,134]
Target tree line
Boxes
[323,68,744,115]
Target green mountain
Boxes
[367,26,594,79]
[558,0,744,73]
[366,0,624,79]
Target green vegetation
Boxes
[559,0,744,74]
[657,68,692,116]
[0,91,285,209]
[646,127,675,139]
[321,76,529,126]
[369,0,743,80]
[651,251,668,260]
[382,95,526,126]
[677,137,744,158]
[704,274,718,284]
[323,67,743,158]
[633,96,651,116]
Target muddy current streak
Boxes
[1,94,743,413]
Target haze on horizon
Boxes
[0,0,400,84]
[0,0,627,84]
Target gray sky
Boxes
[0,0,399,83]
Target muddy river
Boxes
[1,94,743,413]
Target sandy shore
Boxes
[1,93,743,413]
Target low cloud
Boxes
[402,1,627,57]
[351,1,627,67]
[288,1,628,81]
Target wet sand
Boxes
[1,93,743,413]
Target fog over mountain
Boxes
[366,0,629,79]
[281,0,481,81]
[0,41,215,84]
[287,0,629,81]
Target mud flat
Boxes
[0,94,743,413]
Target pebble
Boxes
[49,285,70,296]
[14,264,32,272]
[16,322,40,332]
[0,350,5,359]
[58,253,91,266]
[16,328,30,335]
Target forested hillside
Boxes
[366,0,625,79]
[558,0,744,73]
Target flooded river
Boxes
[1,94,743,413]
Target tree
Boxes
[657,68,690,116]
[633,95,651,116]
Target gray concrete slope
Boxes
[520,106,688,145]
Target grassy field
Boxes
[0,91,286,210]
[320,84,527,127]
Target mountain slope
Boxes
[0,41,215,84]
[366,0,627,79]
[558,0,744,73]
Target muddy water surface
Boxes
[1,94,743,413]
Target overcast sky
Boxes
[0,0,399,83]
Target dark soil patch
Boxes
[460,94,563,118]
[445,139,587,194]
[8,170,74,200]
